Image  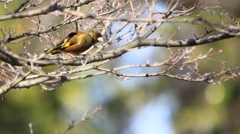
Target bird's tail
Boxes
[44,48,62,54]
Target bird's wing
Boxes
[61,32,86,49]
[53,32,79,49]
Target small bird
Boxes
[45,30,103,56]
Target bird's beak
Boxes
[98,37,104,42]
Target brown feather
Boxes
[45,30,102,55]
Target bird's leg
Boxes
[66,53,77,60]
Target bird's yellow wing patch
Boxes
[45,48,53,53]
[45,48,62,54]
[60,33,86,49]
[61,42,71,48]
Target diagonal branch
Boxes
[0,71,31,95]
[0,31,236,67]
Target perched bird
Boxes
[45,30,103,56]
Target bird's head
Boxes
[88,30,103,43]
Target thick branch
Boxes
[14,76,54,88]
[0,4,60,21]
[0,31,235,67]
[0,72,30,95]
[0,0,96,21]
